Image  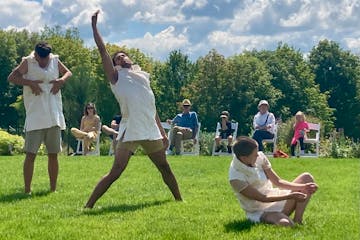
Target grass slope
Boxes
[0,155,359,240]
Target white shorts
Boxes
[246,189,291,223]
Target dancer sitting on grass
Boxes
[85,10,182,208]
[229,136,318,226]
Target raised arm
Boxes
[91,10,117,84]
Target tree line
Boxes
[1,27,359,150]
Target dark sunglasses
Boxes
[183,105,190,108]
[87,107,94,109]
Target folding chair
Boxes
[180,123,201,155]
[161,122,173,155]
[75,123,101,156]
[301,122,321,157]
[262,123,278,156]
[212,121,238,156]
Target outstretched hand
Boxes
[92,10,100,27]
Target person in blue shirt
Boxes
[167,99,199,155]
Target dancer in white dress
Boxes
[85,10,182,208]
[229,136,318,226]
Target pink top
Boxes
[291,121,309,145]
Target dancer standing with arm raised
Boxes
[85,10,182,208]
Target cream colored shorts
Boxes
[117,139,164,154]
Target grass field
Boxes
[0,155,359,240]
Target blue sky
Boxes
[1,0,359,61]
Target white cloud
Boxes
[120,26,190,60]
[0,0,360,60]
[0,0,43,32]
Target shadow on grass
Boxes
[0,189,51,203]
[83,199,171,215]
[224,219,256,232]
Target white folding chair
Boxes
[212,121,238,156]
[180,123,201,156]
[301,122,321,157]
[262,124,278,156]
[161,122,173,155]
[75,123,101,156]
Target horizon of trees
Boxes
[1,27,359,151]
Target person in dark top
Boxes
[215,111,234,153]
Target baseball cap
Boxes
[182,99,192,106]
[258,100,269,108]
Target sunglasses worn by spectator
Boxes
[183,105,190,108]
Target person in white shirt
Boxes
[8,41,72,194]
[252,100,276,151]
[229,136,318,226]
[84,10,182,208]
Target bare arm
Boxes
[264,168,318,194]
[230,179,307,203]
[50,60,72,94]
[91,10,117,84]
[7,59,44,95]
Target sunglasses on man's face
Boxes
[183,105,190,108]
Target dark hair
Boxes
[112,50,129,66]
[35,41,52,58]
[232,136,258,158]
[84,102,97,115]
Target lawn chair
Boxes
[262,123,278,156]
[301,122,321,157]
[74,123,101,156]
[180,123,201,155]
[212,121,238,156]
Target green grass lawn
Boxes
[0,155,359,240]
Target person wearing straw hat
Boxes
[167,99,199,155]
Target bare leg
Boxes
[24,152,36,194]
[84,148,132,208]
[261,212,294,227]
[215,136,221,147]
[48,153,59,192]
[282,172,316,224]
[148,149,182,201]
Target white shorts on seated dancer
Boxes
[246,189,290,223]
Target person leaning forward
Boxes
[166,99,199,155]
[7,41,72,194]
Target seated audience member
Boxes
[102,114,122,151]
[71,102,100,155]
[290,111,309,157]
[229,136,318,226]
[252,100,276,151]
[167,99,199,155]
[215,111,234,153]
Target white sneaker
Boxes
[166,149,173,155]
[300,150,305,155]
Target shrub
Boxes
[321,130,360,158]
[199,131,215,156]
[0,129,25,155]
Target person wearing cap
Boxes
[7,41,72,194]
[167,99,199,155]
[84,10,182,208]
[252,100,276,151]
[215,111,234,153]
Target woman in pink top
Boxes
[291,111,309,157]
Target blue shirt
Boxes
[172,112,199,132]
